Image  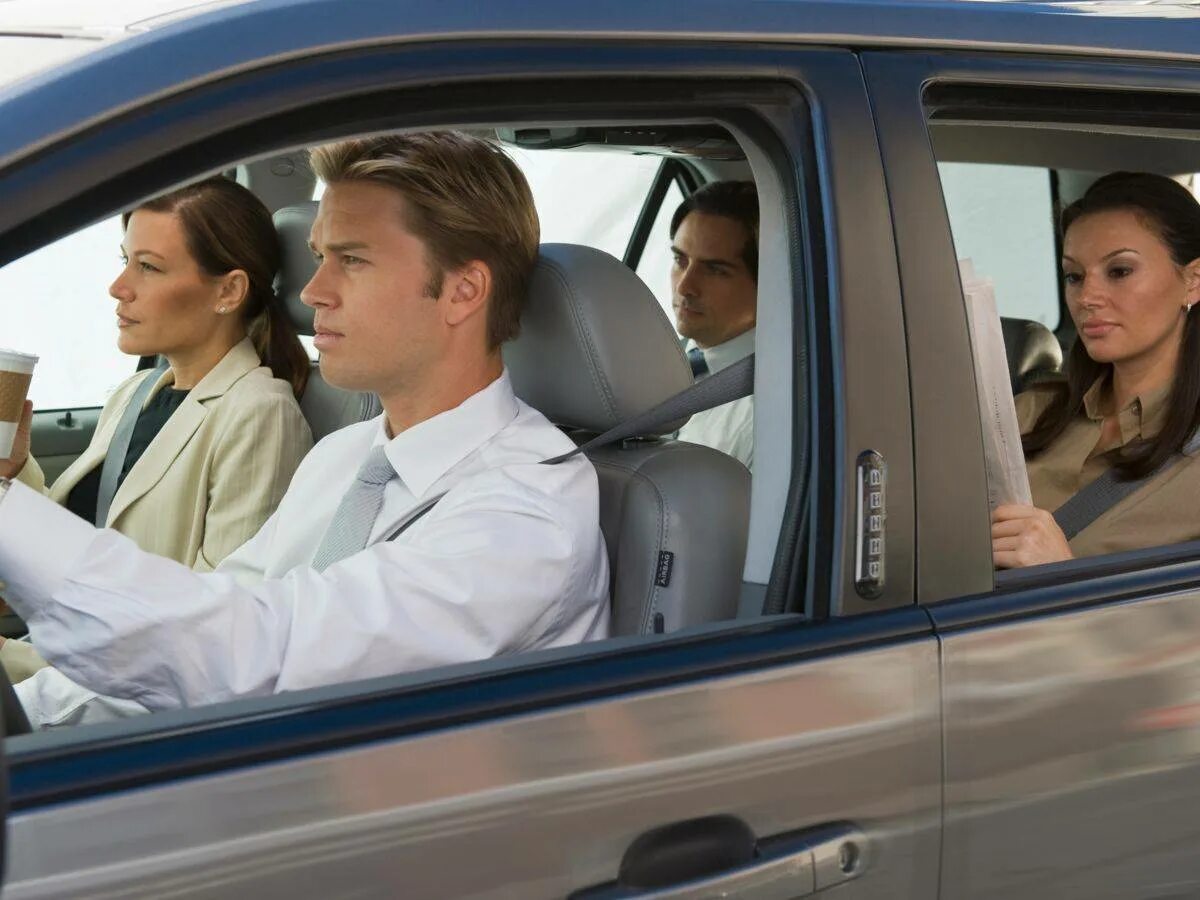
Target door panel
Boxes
[866,48,1200,899]
[5,636,942,899]
[29,407,100,486]
[938,589,1200,899]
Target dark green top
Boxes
[66,387,191,523]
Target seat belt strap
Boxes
[542,354,755,464]
[95,363,168,527]
[1052,428,1200,540]
[383,492,447,543]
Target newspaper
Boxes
[959,259,1032,510]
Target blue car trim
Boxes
[3,0,1200,174]
[0,40,815,263]
[931,541,1200,632]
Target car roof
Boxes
[0,0,251,35]
[0,1,251,89]
[3,0,1200,172]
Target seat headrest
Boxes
[505,244,692,435]
[273,201,319,336]
[1000,316,1063,391]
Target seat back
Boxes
[506,244,751,635]
[274,202,381,440]
[1000,316,1063,393]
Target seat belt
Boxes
[94,363,168,527]
[380,355,754,541]
[383,492,447,543]
[1052,428,1200,540]
[543,354,755,464]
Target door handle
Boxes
[570,818,869,899]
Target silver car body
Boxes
[3,1,1200,897]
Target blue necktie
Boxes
[687,347,709,378]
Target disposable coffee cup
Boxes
[0,349,37,459]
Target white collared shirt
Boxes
[2,370,610,718]
[677,328,755,470]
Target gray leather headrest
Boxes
[1001,316,1063,392]
[505,244,692,435]
[273,201,319,336]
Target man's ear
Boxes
[443,260,492,327]
[216,269,250,315]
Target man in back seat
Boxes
[669,181,758,470]
[0,132,610,725]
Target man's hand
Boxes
[0,400,32,480]
[992,504,1074,569]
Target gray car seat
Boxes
[505,244,751,636]
[1000,316,1063,394]
[273,201,381,440]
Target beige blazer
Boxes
[2,338,313,682]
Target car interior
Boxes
[0,120,773,738]
[925,85,1200,587]
[10,96,1194,734]
[266,124,758,636]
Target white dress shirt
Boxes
[1,370,610,723]
[677,327,755,470]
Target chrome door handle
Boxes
[570,820,870,899]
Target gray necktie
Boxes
[311,445,396,572]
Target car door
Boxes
[0,7,934,898]
[866,47,1200,900]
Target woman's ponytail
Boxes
[248,296,309,400]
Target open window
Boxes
[0,81,818,761]
[925,80,1200,586]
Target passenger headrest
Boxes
[1001,316,1063,392]
[505,244,693,435]
[273,201,320,336]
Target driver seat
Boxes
[505,244,751,636]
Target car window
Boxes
[927,87,1200,580]
[2,120,786,744]
[0,215,137,409]
[508,148,662,260]
[937,162,1061,330]
[636,179,686,331]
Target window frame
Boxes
[864,48,1200,609]
[0,38,895,811]
[623,156,693,271]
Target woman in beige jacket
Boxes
[0,177,313,683]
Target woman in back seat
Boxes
[994,172,1200,568]
[0,177,313,684]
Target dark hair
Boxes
[669,180,760,280]
[1023,171,1200,479]
[124,177,309,398]
[309,132,539,350]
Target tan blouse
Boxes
[1016,378,1200,559]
